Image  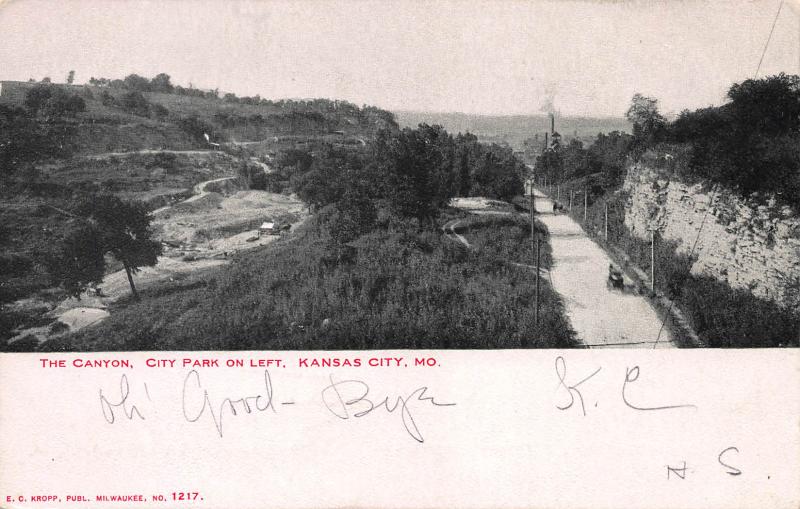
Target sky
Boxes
[0,0,798,117]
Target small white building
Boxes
[259,222,278,236]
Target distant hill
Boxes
[394,111,630,150]
[0,79,398,155]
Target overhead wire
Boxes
[653,0,784,347]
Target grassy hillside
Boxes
[47,211,574,351]
[2,76,576,351]
[0,76,398,309]
[0,80,398,155]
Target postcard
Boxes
[1,1,798,508]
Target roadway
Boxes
[532,189,675,348]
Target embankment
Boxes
[623,163,800,310]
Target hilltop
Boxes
[0,76,398,156]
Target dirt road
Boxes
[532,189,674,348]
[83,149,219,159]
[8,171,305,344]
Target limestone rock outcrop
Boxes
[623,163,800,309]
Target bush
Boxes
[120,91,150,117]
[24,85,85,118]
[178,115,214,144]
[614,227,797,347]
[150,103,169,120]
[681,277,799,347]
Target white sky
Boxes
[1,0,798,116]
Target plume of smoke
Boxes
[539,82,557,114]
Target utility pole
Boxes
[584,188,588,223]
[650,230,655,293]
[529,183,534,235]
[535,235,541,325]
[530,178,539,326]
[604,202,609,241]
[557,185,560,202]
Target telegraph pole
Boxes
[604,202,609,240]
[535,235,541,325]
[529,177,539,326]
[650,230,655,293]
[584,186,588,222]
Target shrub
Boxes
[120,91,150,117]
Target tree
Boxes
[46,224,105,298]
[663,74,800,207]
[24,85,85,119]
[66,70,75,84]
[178,115,214,143]
[0,105,65,172]
[23,84,54,113]
[55,195,163,300]
[120,91,150,116]
[587,131,633,190]
[150,103,169,120]
[291,145,357,209]
[150,73,174,93]
[470,144,524,200]
[123,73,152,92]
[328,189,377,245]
[41,89,85,118]
[535,148,564,185]
[99,90,117,106]
[626,93,666,149]
[381,125,454,223]
[726,73,799,136]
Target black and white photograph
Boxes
[1,0,798,352]
[0,2,799,507]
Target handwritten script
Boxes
[98,369,456,443]
[97,356,699,443]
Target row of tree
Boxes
[535,74,800,208]
[535,130,633,192]
[277,124,525,243]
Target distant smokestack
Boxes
[550,113,555,135]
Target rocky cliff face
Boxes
[623,163,800,309]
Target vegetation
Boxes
[23,84,86,119]
[615,227,799,347]
[51,211,574,351]
[1,105,74,172]
[533,74,800,348]
[461,214,552,267]
[668,73,800,207]
[47,195,162,299]
[2,72,571,351]
[557,183,799,348]
[288,125,524,221]
[539,74,800,209]
[0,150,232,309]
